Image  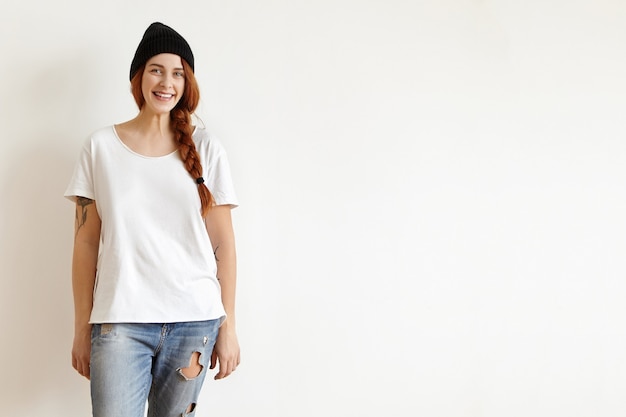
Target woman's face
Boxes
[141,53,185,115]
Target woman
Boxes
[65,22,240,417]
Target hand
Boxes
[210,324,240,380]
[72,325,92,380]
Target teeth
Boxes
[155,92,173,98]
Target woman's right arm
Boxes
[71,197,101,380]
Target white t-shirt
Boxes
[64,125,238,324]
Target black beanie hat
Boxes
[129,22,194,81]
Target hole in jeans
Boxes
[179,351,203,380]
[184,402,196,415]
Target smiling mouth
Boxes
[154,92,174,99]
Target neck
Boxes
[115,108,181,157]
[131,108,173,140]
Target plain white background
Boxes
[1,1,625,416]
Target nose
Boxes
[160,74,173,88]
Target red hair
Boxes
[130,60,214,216]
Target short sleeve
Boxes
[198,131,239,208]
[64,137,95,202]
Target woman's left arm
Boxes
[205,204,240,379]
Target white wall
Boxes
[1,1,625,416]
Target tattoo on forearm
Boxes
[75,197,94,237]
[213,245,220,262]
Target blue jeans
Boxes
[90,320,221,417]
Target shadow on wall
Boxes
[0,140,91,415]
[0,51,102,415]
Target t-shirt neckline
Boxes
[111,125,197,159]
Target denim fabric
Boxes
[90,320,220,417]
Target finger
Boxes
[225,359,237,378]
[210,350,217,370]
[74,356,90,380]
[215,359,231,380]
[84,360,91,380]
[73,356,84,376]
[214,362,226,380]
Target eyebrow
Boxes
[147,63,184,71]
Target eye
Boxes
[174,71,184,78]
[150,68,162,74]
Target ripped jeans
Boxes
[90,320,221,417]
